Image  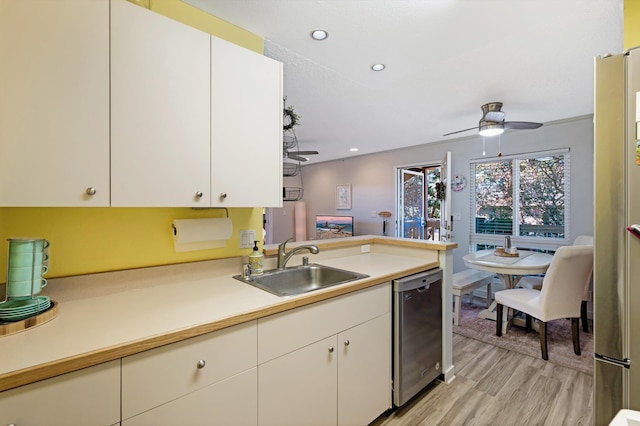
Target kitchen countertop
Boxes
[0,236,454,392]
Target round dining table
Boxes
[462,249,554,332]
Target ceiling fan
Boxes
[443,102,543,137]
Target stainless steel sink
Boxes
[233,264,369,297]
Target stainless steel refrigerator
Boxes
[594,46,640,425]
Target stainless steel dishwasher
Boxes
[392,268,442,406]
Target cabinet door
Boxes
[258,335,337,426]
[0,360,120,426]
[338,313,392,426]
[0,0,110,206]
[258,283,390,364]
[123,368,257,426]
[122,321,256,420]
[111,0,211,207]
[211,36,283,208]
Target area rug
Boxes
[453,302,594,375]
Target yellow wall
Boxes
[625,0,640,50]
[0,1,266,280]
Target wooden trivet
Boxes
[0,300,58,337]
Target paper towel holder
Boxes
[172,208,229,236]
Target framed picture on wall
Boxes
[336,184,351,210]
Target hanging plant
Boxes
[283,105,301,131]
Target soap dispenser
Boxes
[248,241,264,275]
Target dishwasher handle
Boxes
[393,269,442,292]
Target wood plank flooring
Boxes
[370,333,593,426]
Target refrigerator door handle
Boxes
[595,353,631,368]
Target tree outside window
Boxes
[472,151,568,245]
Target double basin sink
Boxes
[234,263,369,297]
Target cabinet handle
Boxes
[195,191,203,198]
[196,359,206,369]
[219,192,227,200]
[328,346,334,353]
[85,187,96,196]
[344,340,350,346]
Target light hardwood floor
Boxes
[371,333,593,426]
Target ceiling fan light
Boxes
[479,120,504,137]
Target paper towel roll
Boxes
[172,218,233,252]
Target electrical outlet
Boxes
[371,211,377,218]
[239,230,256,248]
[361,244,371,253]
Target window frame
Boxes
[469,148,571,251]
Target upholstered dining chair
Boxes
[517,235,594,332]
[495,245,594,360]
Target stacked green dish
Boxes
[0,296,51,322]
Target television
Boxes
[315,215,354,240]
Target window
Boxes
[469,149,570,249]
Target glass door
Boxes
[397,169,425,239]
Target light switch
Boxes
[240,230,256,248]
[452,212,461,221]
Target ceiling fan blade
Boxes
[504,121,543,130]
[287,154,308,162]
[443,126,478,136]
[295,150,319,155]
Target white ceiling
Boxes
[185,0,623,165]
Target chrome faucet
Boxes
[277,237,320,269]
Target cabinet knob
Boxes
[86,187,97,196]
[328,346,334,353]
[219,192,227,200]
[196,359,206,369]
[195,191,203,199]
[344,340,350,346]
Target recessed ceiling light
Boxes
[349,148,359,152]
[371,64,385,71]
[310,29,328,40]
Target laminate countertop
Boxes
[0,236,455,392]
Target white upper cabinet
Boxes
[110,0,211,207]
[0,0,110,206]
[211,36,283,208]
[0,0,282,208]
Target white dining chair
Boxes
[517,235,594,332]
[495,245,594,360]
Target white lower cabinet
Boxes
[338,313,391,426]
[123,368,257,426]
[0,360,120,426]
[259,336,338,426]
[257,284,392,426]
[121,321,257,425]
[0,285,392,426]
